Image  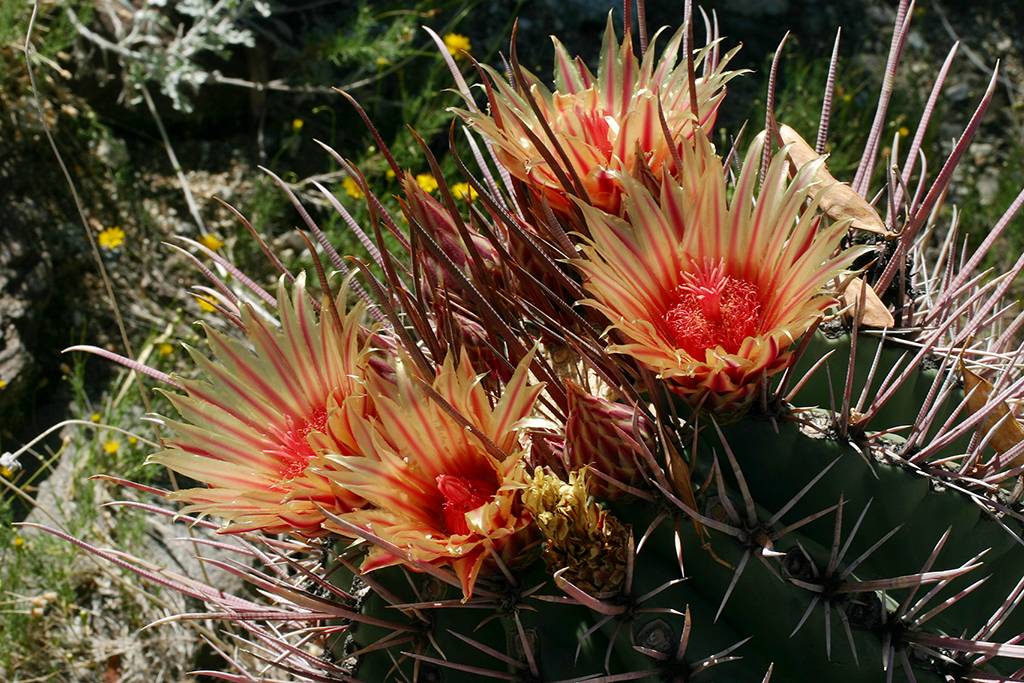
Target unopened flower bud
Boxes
[564,381,653,500]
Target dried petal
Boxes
[840,277,895,328]
[961,364,1024,466]
[779,123,890,236]
[521,467,630,595]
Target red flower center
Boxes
[436,474,497,536]
[575,106,615,159]
[271,405,329,480]
[663,261,761,358]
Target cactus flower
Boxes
[325,350,544,598]
[150,275,378,535]
[573,131,871,414]
[454,14,737,216]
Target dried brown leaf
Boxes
[961,364,1024,466]
[779,124,890,235]
[840,277,895,328]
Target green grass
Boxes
[240,1,489,284]
[0,343,183,680]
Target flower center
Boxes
[270,405,329,480]
[574,105,616,159]
[663,261,761,358]
[436,474,497,536]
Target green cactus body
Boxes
[325,327,1024,681]
[334,397,1024,681]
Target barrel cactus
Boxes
[49,1,1024,682]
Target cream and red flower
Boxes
[454,13,738,216]
[323,350,543,598]
[572,131,871,413]
[150,274,379,535]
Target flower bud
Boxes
[564,380,653,500]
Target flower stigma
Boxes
[663,259,761,358]
[267,405,329,480]
[436,474,497,536]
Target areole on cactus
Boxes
[46,1,1024,682]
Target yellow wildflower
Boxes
[1,467,12,478]
[128,436,137,445]
[90,413,101,423]
[451,182,478,201]
[198,234,225,251]
[0,380,6,389]
[385,169,396,180]
[13,536,23,548]
[98,226,125,250]
[197,297,217,312]
[376,56,390,68]
[443,33,471,59]
[292,118,304,132]
[415,173,438,193]
[898,126,910,138]
[159,343,174,356]
[103,440,120,454]
[342,176,365,199]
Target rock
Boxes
[945,82,972,103]
[0,197,54,430]
[25,422,248,599]
[976,171,1001,206]
[971,142,995,166]
[92,135,129,169]
[23,421,252,676]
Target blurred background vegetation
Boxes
[0,0,1021,679]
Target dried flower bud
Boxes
[522,467,630,595]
